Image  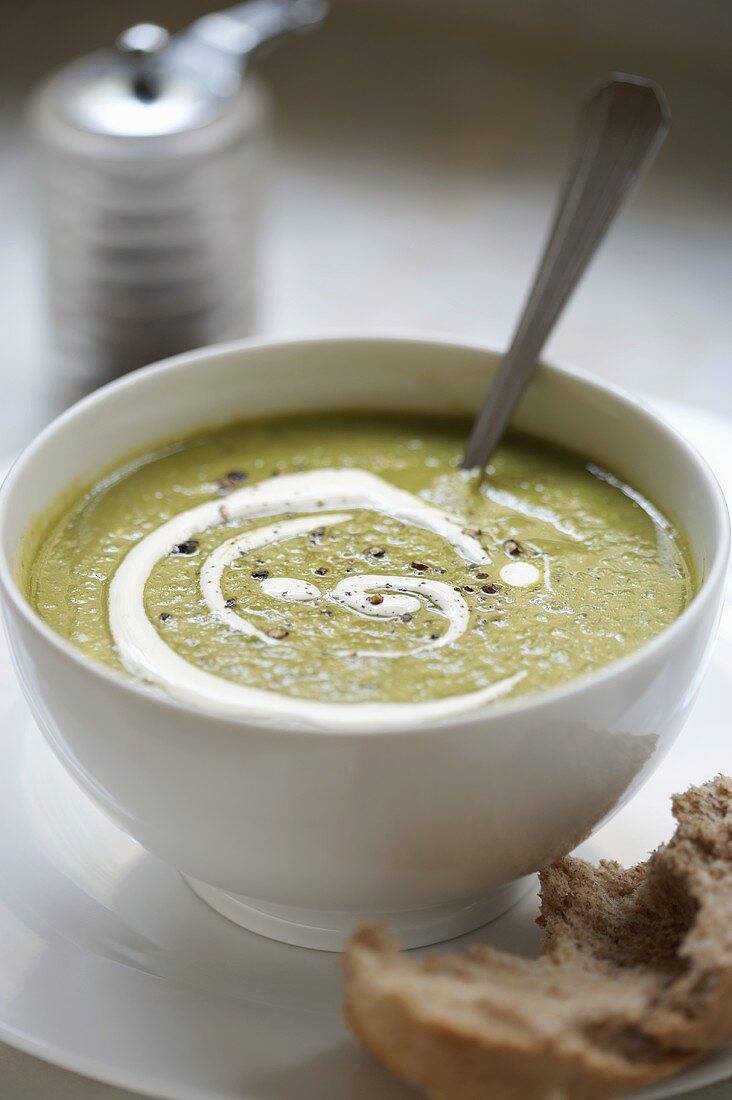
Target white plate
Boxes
[0,397,729,1100]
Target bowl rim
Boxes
[1,330,729,738]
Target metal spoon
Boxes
[461,74,670,472]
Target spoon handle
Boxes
[461,74,670,471]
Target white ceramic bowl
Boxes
[0,336,728,951]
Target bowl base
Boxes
[183,874,534,951]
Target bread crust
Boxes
[343,775,732,1100]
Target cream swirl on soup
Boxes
[24,412,694,728]
[109,470,525,727]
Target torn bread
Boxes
[343,775,732,1100]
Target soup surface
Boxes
[24,413,693,724]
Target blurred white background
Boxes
[1,0,731,453]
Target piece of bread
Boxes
[343,775,732,1100]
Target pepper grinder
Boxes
[29,0,328,409]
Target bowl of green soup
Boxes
[0,335,727,950]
